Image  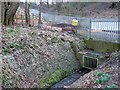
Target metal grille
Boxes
[90,19,119,43]
[83,55,98,69]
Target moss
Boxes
[40,67,70,88]
[84,39,120,53]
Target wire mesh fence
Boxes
[42,13,120,44]
[14,12,120,44]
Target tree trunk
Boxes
[25,0,30,26]
[1,2,19,26]
[110,2,118,8]
[47,0,49,8]
[1,2,5,24]
[38,0,42,28]
[56,2,62,14]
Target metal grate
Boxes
[83,55,98,70]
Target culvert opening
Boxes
[50,51,109,89]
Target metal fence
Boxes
[42,13,120,44]
[15,12,120,44]
[90,19,119,43]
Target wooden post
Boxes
[14,14,16,25]
[21,12,23,26]
[38,0,42,28]
[25,0,30,26]
[32,13,34,26]
[35,15,37,26]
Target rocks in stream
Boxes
[1,27,84,88]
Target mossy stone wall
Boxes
[84,39,120,53]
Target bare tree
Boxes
[38,0,42,28]
[1,1,19,26]
[47,0,49,8]
[110,2,118,8]
[52,0,54,5]
[25,0,30,26]
[56,2,62,14]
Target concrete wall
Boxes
[84,39,120,53]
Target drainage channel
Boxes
[50,68,91,89]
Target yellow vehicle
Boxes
[72,19,79,34]
[72,19,78,26]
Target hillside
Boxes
[1,25,84,88]
[19,2,118,18]
[55,2,118,18]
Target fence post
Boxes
[14,14,16,25]
[89,18,91,39]
[36,14,38,26]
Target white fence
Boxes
[43,13,120,43]
[90,19,119,43]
